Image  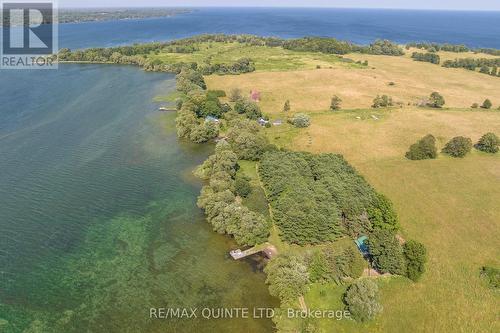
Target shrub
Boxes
[343,279,382,322]
[229,88,242,102]
[283,100,291,112]
[234,174,252,198]
[427,92,445,108]
[265,255,309,302]
[475,132,499,153]
[403,240,427,281]
[367,229,406,275]
[481,99,492,109]
[330,95,342,110]
[471,103,479,109]
[372,95,393,108]
[480,266,499,289]
[442,136,472,158]
[290,113,311,128]
[207,89,226,98]
[405,134,438,160]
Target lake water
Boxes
[0,65,277,332]
[59,8,500,50]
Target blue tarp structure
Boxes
[355,235,369,254]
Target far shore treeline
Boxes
[58,34,500,77]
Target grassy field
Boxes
[148,42,364,72]
[271,108,500,332]
[206,52,500,331]
[206,51,500,111]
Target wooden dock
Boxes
[229,242,277,260]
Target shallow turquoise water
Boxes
[0,64,277,332]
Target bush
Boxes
[367,229,406,275]
[290,113,311,128]
[475,132,499,153]
[405,134,438,160]
[471,103,479,109]
[207,89,226,98]
[403,240,427,281]
[372,95,393,108]
[235,174,252,198]
[229,88,242,102]
[330,95,342,110]
[265,255,309,302]
[427,92,445,108]
[343,279,382,322]
[479,266,499,289]
[442,136,472,158]
[283,100,291,112]
[481,99,492,109]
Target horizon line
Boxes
[56,6,500,13]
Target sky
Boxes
[59,0,500,11]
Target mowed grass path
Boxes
[206,51,500,111]
[285,109,500,332]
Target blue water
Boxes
[59,8,500,50]
[0,65,277,332]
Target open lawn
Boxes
[206,51,500,111]
[148,42,362,72]
[269,108,500,332]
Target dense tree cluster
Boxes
[411,52,440,64]
[343,279,383,322]
[367,229,406,275]
[475,132,499,153]
[264,255,309,302]
[406,42,470,53]
[175,69,226,143]
[198,58,256,75]
[282,38,404,56]
[442,136,472,158]
[405,134,438,160]
[372,95,393,108]
[258,151,396,244]
[234,98,264,120]
[442,58,500,76]
[308,246,365,284]
[226,118,271,160]
[196,141,270,246]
